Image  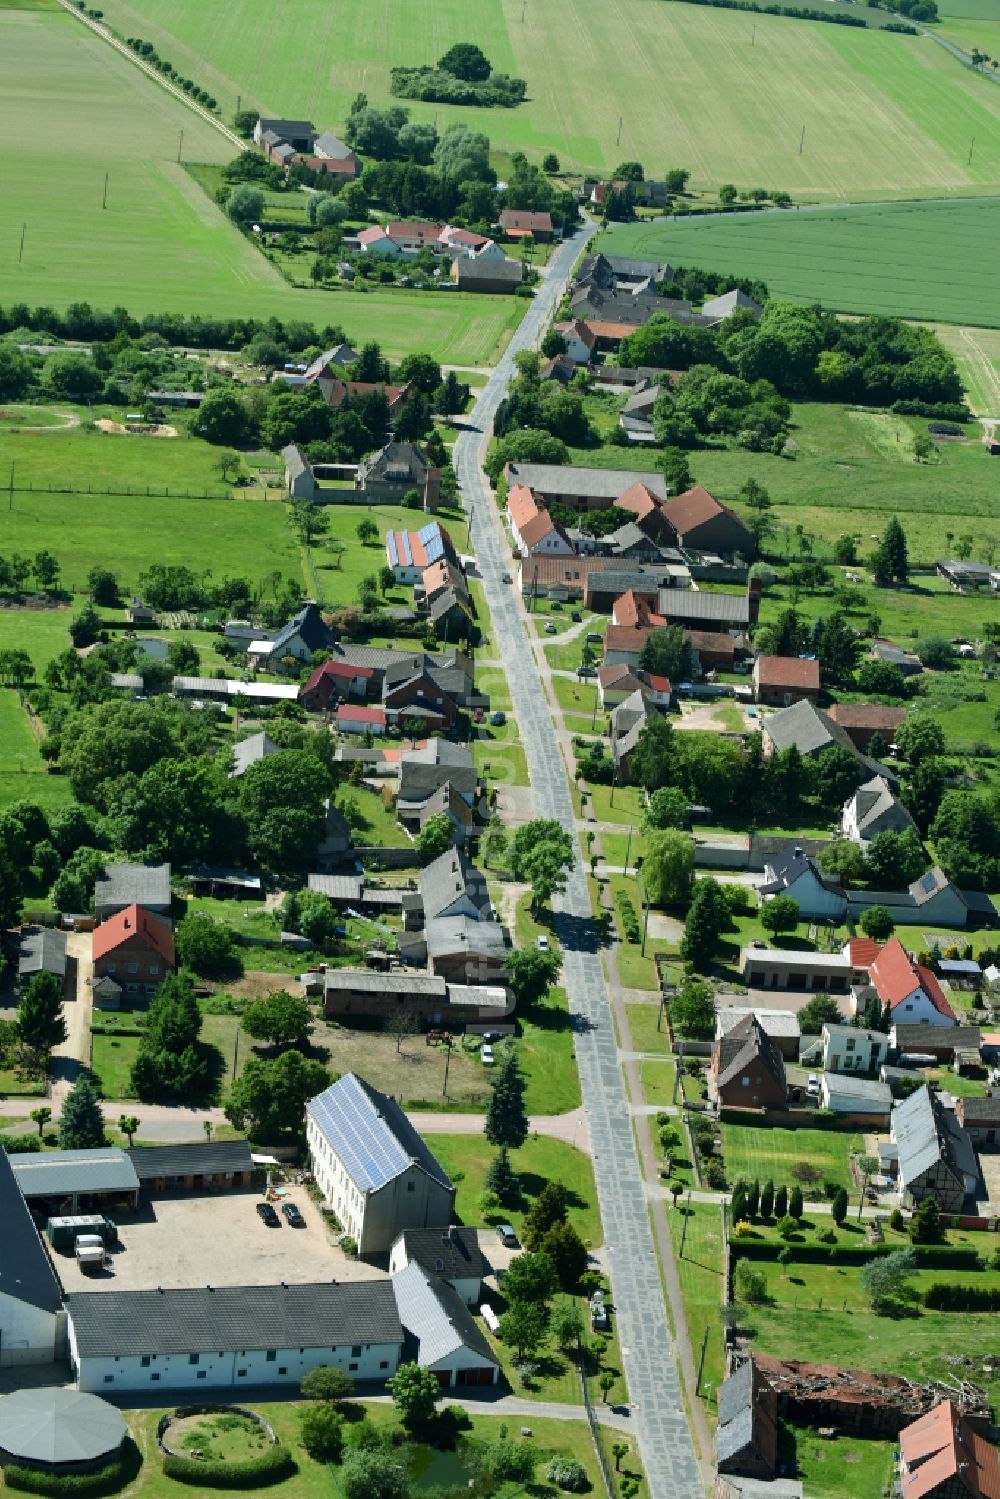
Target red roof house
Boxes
[300,659,375,710]
[499,209,553,241]
[337,704,387,735]
[753,654,821,707]
[899,1399,1000,1499]
[827,702,908,750]
[869,937,957,1027]
[92,905,174,1005]
[662,485,755,556]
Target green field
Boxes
[929,322,1000,413]
[599,197,1000,327]
[721,1122,863,1192]
[0,689,73,811]
[0,9,520,361]
[93,0,1000,197]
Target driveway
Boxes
[452,224,701,1496]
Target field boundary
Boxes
[53,0,243,152]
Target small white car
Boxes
[536,935,550,951]
[481,1044,495,1066]
[806,1073,820,1096]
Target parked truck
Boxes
[46,1215,117,1253]
[74,1236,106,1275]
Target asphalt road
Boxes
[454,227,702,1497]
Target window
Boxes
[278,1367,288,1376]
[351,1346,362,1358]
[106,963,117,973]
[349,1363,358,1372]
[188,1354,200,1365]
[846,1038,855,1051]
[237,1370,247,1378]
[104,1376,114,1384]
[407,1180,415,1192]
[741,1077,749,1087]
[151,1374,160,1383]
[380,1361,389,1370]
[128,962,139,974]
[145,985,156,996]
[140,1356,151,1368]
[127,983,139,994]
[196,1371,207,1380]
[149,965,159,976]
[266,1351,277,1362]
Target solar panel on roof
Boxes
[401,533,413,567]
[387,534,399,567]
[418,522,438,543]
[921,871,937,893]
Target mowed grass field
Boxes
[0,9,520,361]
[94,0,1000,196]
[599,197,1000,327]
[928,321,1000,412]
[0,689,74,811]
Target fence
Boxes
[578,1360,615,1499]
[8,483,231,500]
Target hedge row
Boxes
[4,1444,138,1495]
[668,0,870,26]
[924,1282,1000,1311]
[0,1135,42,1153]
[615,888,641,943]
[732,1240,981,1269]
[161,1446,296,1488]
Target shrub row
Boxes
[0,302,344,355]
[924,1282,1000,1311]
[125,38,218,110]
[732,1240,982,1269]
[890,399,971,421]
[4,1445,138,1495]
[0,1135,42,1153]
[161,1446,296,1488]
[667,0,869,26]
[615,888,641,943]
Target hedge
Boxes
[0,1135,42,1153]
[731,1240,981,1269]
[161,1446,296,1488]
[924,1282,1000,1312]
[4,1443,139,1495]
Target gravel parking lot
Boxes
[55,1185,386,1293]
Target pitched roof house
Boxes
[752,655,820,707]
[499,208,553,240]
[842,774,918,846]
[385,521,457,584]
[868,936,958,1026]
[709,1014,787,1109]
[265,603,335,664]
[300,658,375,710]
[759,843,847,922]
[389,1224,487,1305]
[661,486,755,556]
[827,702,907,750]
[505,484,575,557]
[702,288,763,320]
[94,862,171,922]
[716,1358,779,1478]
[306,1073,455,1255]
[230,731,281,778]
[552,319,595,364]
[390,1261,499,1387]
[419,847,491,923]
[451,255,523,292]
[18,926,68,988]
[891,1085,978,1214]
[762,699,893,781]
[91,905,175,1005]
[898,1399,1000,1499]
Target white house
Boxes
[0,1152,65,1369]
[389,1225,486,1306]
[336,704,387,736]
[68,1282,403,1394]
[306,1074,455,1256]
[822,1022,889,1075]
[390,1262,498,1389]
[506,484,575,558]
[842,776,918,847]
[357,226,402,257]
[858,937,958,1028]
[552,319,596,365]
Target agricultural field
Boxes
[599,197,1000,327]
[0,7,520,361]
[93,0,1000,197]
[928,322,1000,413]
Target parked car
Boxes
[496,1223,519,1247]
[544,621,557,634]
[490,711,506,726]
[256,1202,280,1226]
[577,664,596,678]
[807,1073,820,1096]
[586,632,602,644]
[473,707,485,723]
[481,1044,495,1066]
[570,610,582,622]
[282,1202,305,1227]
[502,572,513,584]
[536,935,550,950]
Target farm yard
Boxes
[91,0,1000,198]
[599,197,1000,328]
[0,7,521,361]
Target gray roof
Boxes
[93,862,171,912]
[281,442,311,480]
[391,1261,497,1368]
[454,255,522,283]
[822,1073,892,1107]
[313,130,353,160]
[68,1281,402,1359]
[893,1085,971,1190]
[658,590,750,626]
[318,971,448,997]
[126,1139,254,1181]
[760,843,845,901]
[762,699,856,758]
[9,1148,139,1200]
[306,1073,453,1194]
[0,1150,62,1315]
[719,1007,800,1040]
[419,847,491,922]
[505,463,667,501]
[272,602,333,656]
[230,731,281,777]
[715,1014,786,1094]
[425,915,506,961]
[393,1225,487,1283]
[716,1359,754,1464]
[18,926,67,979]
[0,1389,127,1467]
[702,288,763,319]
[847,775,916,838]
[308,874,364,901]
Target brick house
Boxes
[752,655,821,707]
[827,702,907,750]
[898,1399,1000,1499]
[709,1014,787,1109]
[499,209,553,241]
[92,905,174,1007]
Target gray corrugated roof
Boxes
[0,1150,62,1315]
[391,1261,497,1368]
[506,463,667,500]
[0,1389,127,1466]
[308,874,364,900]
[306,1073,452,1194]
[93,862,170,911]
[658,590,749,626]
[18,926,67,978]
[68,1281,402,1359]
[822,1074,892,1107]
[425,916,505,960]
[9,1148,139,1199]
[319,972,447,996]
[127,1140,253,1181]
[762,700,851,757]
[893,1086,951,1187]
[230,731,281,777]
[419,848,491,922]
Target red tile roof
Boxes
[871,937,957,1019]
[686,629,735,659]
[92,905,174,966]
[900,1399,1000,1499]
[612,590,663,628]
[846,937,880,969]
[386,220,444,245]
[646,674,671,693]
[337,704,386,726]
[604,624,652,656]
[828,703,908,732]
[304,659,374,694]
[755,654,820,690]
[585,320,641,342]
[617,482,661,521]
[500,209,553,233]
[662,484,727,536]
[554,319,596,351]
[506,483,542,532]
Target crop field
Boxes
[0,9,519,362]
[599,197,1000,327]
[93,0,1000,197]
[928,322,1000,413]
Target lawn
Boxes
[90,1030,141,1099]
[667,1202,726,1409]
[0,689,74,813]
[471,720,530,788]
[599,196,1000,327]
[638,1060,677,1108]
[517,986,583,1115]
[780,1426,895,1499]
[929,322,1000,415]
[92,0,1000,196]
[423,1133,602,1247]
[625,1001,669,1057]
[474,666,512,713]
[0,10,520,362]
[721,1122,863,1193]
[588,783,647,828]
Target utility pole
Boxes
[624,824,633,873]
[640,885,651,955]
[968,137,976,165]
[102,173,109,209]
[442,1037,452,1096]
[522,0,526,19]
[8,462,13,512]
[18,223,26,265]
[616,116,623,147]
[236,93,241,116]
[696,1327,710,1393]
[752,21,756,43]
[177,130,184,163]
[679,1190,692,1257]
[798,125,806,155]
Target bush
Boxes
[161,1446,295,1488]
[4,1444,140,1496]
[923,1282,1000,1312]
[544,1458,589,1491]
[0,1134,42,1153]
[615,888,641,943]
